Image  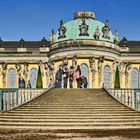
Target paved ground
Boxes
[0,129,140,140]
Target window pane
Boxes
[104,66,111,88]
[131,69,138,88]
[30,68,37,88]
[8,69,16,88]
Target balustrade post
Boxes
[134,90,138,110]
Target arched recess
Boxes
[8,69,17,88]
[80,63,89,84]
[131,68,139,88]
[104,65,111,88]
[30,68,37,88]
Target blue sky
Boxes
[0,0,139,41]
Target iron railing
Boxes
[104,88,140,111]
[0,88,51,112]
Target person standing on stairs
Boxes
[56,65,63,88]
[75,65,82,88]
[69,66,74,88]
[63,66,69,88]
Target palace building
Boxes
[0,11,140,89]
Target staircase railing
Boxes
[0,86,53,112]
[104,88,140,111]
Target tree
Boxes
[114,66,120,89]
[36,66,43,88]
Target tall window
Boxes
[104,65,111,88]
[30,68,37,88]
[8,69,17,88]
[131,68,139,88]
[80,64,89,82]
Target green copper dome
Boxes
[53,12,115,44]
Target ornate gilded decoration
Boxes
[58,20,67,39]
[102,20,110,39]
[79,18,89,36]
[94,26,100,40]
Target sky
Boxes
[0,0,139,41]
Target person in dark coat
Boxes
[21,77,26,88]
[63,67,69,88]
[56,65,63,88]
[27,80,32,88]
[18,77,22,88]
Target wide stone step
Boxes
[9,110,135,114]
[23,104,122,107]
[1,118,140,123]
[14,108,131,112]
[2,113,140,116]
[19,106,127,110]
[1,125,140,130]
[0,122,140,126]
[1,115,140,119]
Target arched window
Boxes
[80,64,89,82]
[131,68,139,88]
[104,65,111,88]
[8,69,17,88]
[30,68,37,88]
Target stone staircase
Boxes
[0,88,140,139]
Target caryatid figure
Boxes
[89,57,96,87]
[15,63,22,78]
[1,62,7,88]
[125,63,131,87]
[62,57,68,66]
[48,60,55,82]
[72,56,77,68]
[98,56,104,86]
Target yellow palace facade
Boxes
[0,11,140,89]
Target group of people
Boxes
[54,65,88,88]
[18,77,32,88]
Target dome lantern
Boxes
[74,11,96,19]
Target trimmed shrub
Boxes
[114,66,120,89]
[36,66,43,88]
